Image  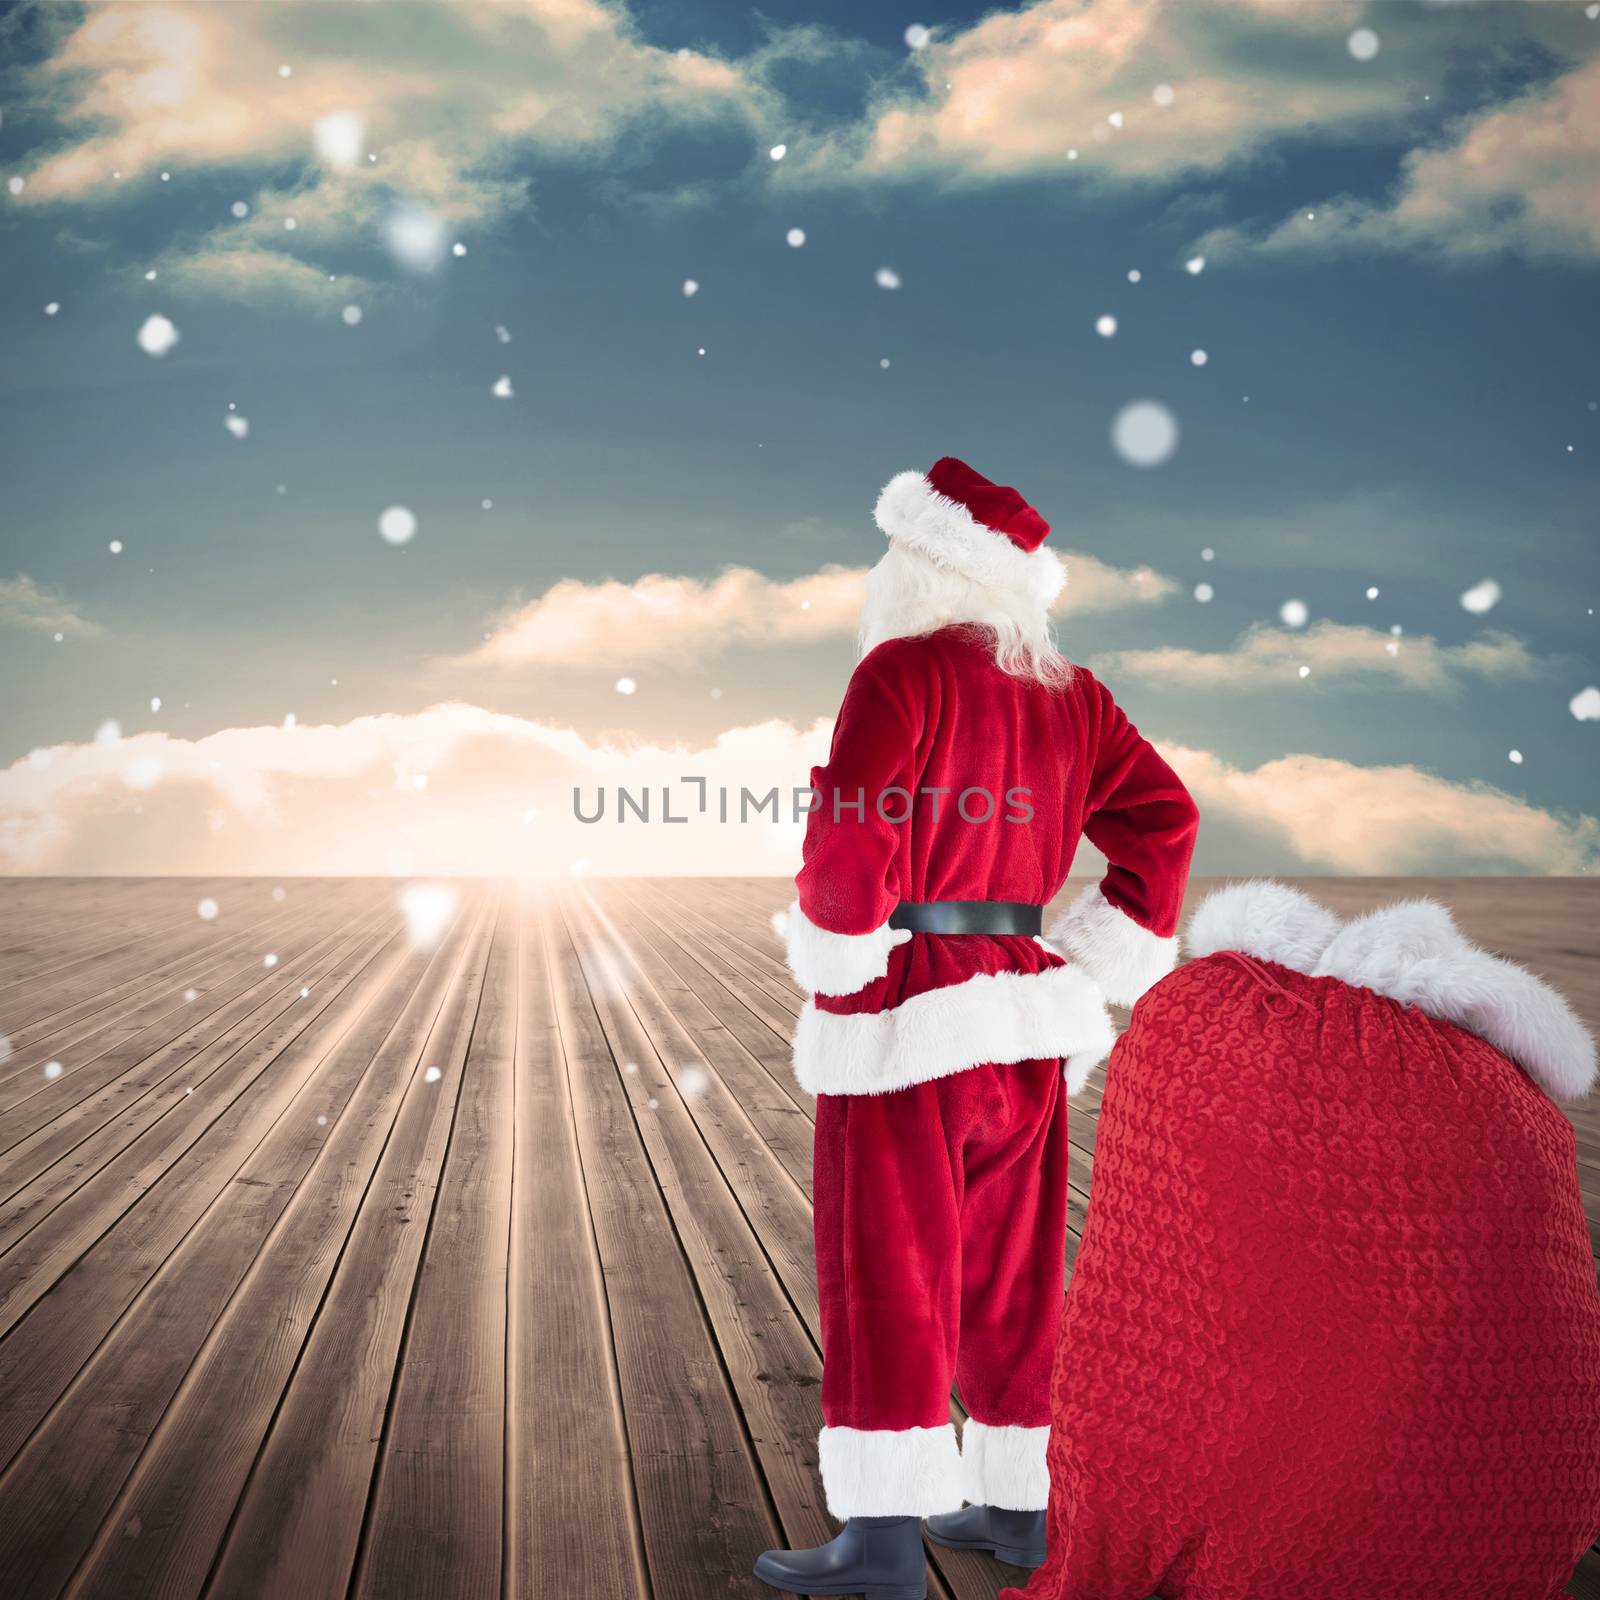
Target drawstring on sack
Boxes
[1217,949,1315,1019]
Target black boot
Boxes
[753,1515,927,1599]
[923,1504,1046,1568]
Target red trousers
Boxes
[813,1058,1069,1518]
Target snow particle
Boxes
[879,357,891,369]
[1194,583,1214,603]
[1127,269,1141,283]
[317,1114,327,1125]
[615,676,638,696]
[45,1061,63,1080]
[904,23,931,50]
[400,883,457,950]
[1067,148,1078,161]
[385,205,447,272]
[224,414,249,441]
[696,346,706,356]
[1298,665,1311,679]
[1152,83,1175,107]
[785,227,806,248]
[1507,749,1524,765]
[95,719,121,746]
[378,505,418,545]
[1347,27,1380,62]
[875,266,902,290]
[1587,4,1600,18]
[646,1097,659,1110]
[495,324,512,343]
[1095,314,1117,338]
[452,241,466,257]
[481,497,493,510]
[278,63,293,78]
[197,897,220,921]
[183,988,198,1002]
[678,1065,710,1097]
[7,175,24,196]
[109,539,123,554]
[150,696,161,711]
[1280,599,1309,629]
[1366,586,1380,600]
[1190,348,1209,367]
[1460,578,1502,615]
[230,200,249,219]
[1569,686,1600,720]
[263,953,278,968]
[44,301,59,317]
[492,374,514,398]
[144,269,157,281]
[341,304,363,326]
[1185,255,1206,275]
[682,277,699,297]
[313,111,365,168]
[424,1065,442,1083]
[137,314,180,357]
[1200,547,1215,562]
[769,143,787,161]
[1111,401,1180,469]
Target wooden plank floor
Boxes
[0,876,1595,1599]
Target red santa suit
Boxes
[1011,881,1600,1600]
[784,458,1199,1521]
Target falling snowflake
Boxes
[452,241,466,257]
[230,200,249,219]
[494,324,512,343]
[1365,586,1379,600]
[45,1061,63,1080]
[263,953,278,968]
[1190,349,1209,367]
[224,414,249,441]
[137,314,180,357]
[184,988,198,1001]
[481,498,493,510]
[424,1066,442,1083]
[678,1065,710,1097]
[109,539,123,554]
[615,676,637,695]
[1126,269,1141,283]
[646,1097,660,1109]
[385,205,447,271]
[1297,665,1311,679]
[1194,583,1215,603]
[197,897,220,921]
[272,885,286,901]
[341,304,363,326]
[1108,111,1124,129]
[1152,83,1175,107]
[492,374,514,398]
[44,301,59,316]
[1201,547,1215,562]
[1570,686,1600,721]
[313,111,365,168]
[95,719,121,746]
[880,357,891,369]
[400,883,457,950]
[279,63,293,78]
[1507,749,1524,765]
[1347,27,1380,61]
[1459,578,1501,615]
[1185,256,1206,275]
[1095,314,1117,338]
[1111,401,1179,468]
[904,23,931,49]
[378,505,417,545]
[769,143,787,161]
[874,266,902,290]
[1280,599,1309,628]
[7,176,24,196]
[302,987,312,998]
[682,278,700,297]
[786,227,806,248]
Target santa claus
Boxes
[754,456,1199,1599]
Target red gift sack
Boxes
[1010,882,1600,1600]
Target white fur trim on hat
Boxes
[1045,883,1180,1006]
[1185,880,1339,972]
[875,470,1066,607]
[960,1421,1050,1512]
[793,961,1115,1096]
[818,1424,963,1518]
[782,900,910,997]
[1186,882,1597,1103]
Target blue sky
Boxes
[1,0,1597,876]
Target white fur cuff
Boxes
[960,1421,1050,1511]
[794,962,1115,1096]
[818,1424,963,1518]
[1046,883,1179,1006]
[783,900,910,997]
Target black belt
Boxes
[888,900,1043,936]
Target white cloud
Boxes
[3,700,1593,878]
[794,0,1427,186]
[151,244,373,309]
[0,574,99,636]
[15,0,771,300]
[454,554,1177,670]
[1160,741,1598,875]
[1097,622,1540,691]
[1198,53,1600,263]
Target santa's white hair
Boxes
[858,542,1073,689]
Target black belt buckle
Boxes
[888,900,1044,937]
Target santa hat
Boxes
[874,456,1066,607]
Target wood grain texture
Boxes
[0,876,1592,1599]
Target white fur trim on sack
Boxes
[793,962,1115,1097]
[1185,879,1339,972]
[818,1424,963,1518]
[1186,883,1597,1103]
[960,1421,1050,1512]
[874,470,1066,608]
[1045,883,1180,1006]
[783,900,910,997]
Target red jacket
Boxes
[785,625,1198,1096]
